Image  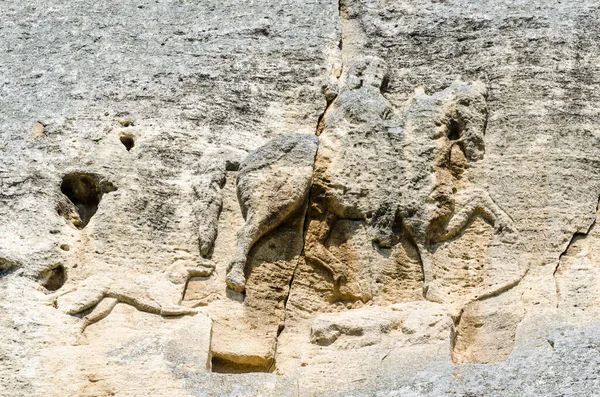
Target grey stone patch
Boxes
[325,322,600,397]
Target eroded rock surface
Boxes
[1,0,600,395]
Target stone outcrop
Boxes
[1,0,600,396]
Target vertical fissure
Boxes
[553,196,600,308]
[271,0,345,369]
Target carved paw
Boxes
[226,264,246,292]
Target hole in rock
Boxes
[211,356,272,374]
[225,159,240,171]
[447,119,462,141]
[119,134,135,151]
[380,74,390,94]
[60,173,117,229]
[0,258,20,278]
[119,120,134,127]
[40,264,67,291]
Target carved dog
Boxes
[50,259,214,331]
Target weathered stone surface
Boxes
[38,307,212,397]
[2,0,600,395]
[555,201,600,314]
[226,133,318,292]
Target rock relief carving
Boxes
[307,56,521,307]
[225,133,318,292]
[43,58,525,367]
[222,57,525,365]
[50,150,244,330]
[50,259,214,331]
[225,56,521,305]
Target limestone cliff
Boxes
[1,0,600,396]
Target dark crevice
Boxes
[271,0,345,369]
[225,159,240,171]
[446,119,462,141]
[380,74,390,94]
[482,104,489,136]
[316,96,335,136]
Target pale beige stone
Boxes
[3,0,600,395]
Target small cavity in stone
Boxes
[40,264,67,291]
[119,120,135,127]
[120,134,135,151]
[211,356,272,374]
[60,173,117,229]
[447,119,462,141]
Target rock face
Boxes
[1,0,600,396]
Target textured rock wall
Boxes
[1,0,600,396]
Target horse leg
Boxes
[414,241,438,302]
[433,189,517,244]
[227,215,264,292]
